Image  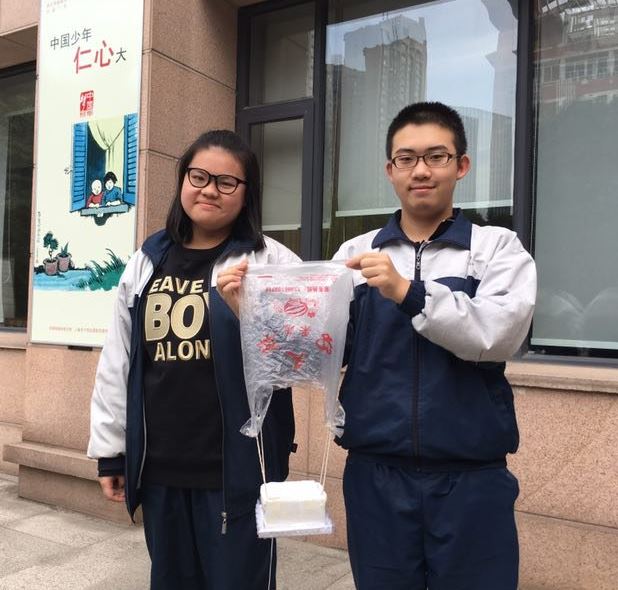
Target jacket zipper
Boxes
[137,409,147,489]
[134,293,148,492]
[210,246,255,534]
[412,242,426,464]
[209,257,228,535]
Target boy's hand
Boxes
[346,253,410,304]
[99,475,125,502]
[216,259,249,318]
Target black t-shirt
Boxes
[141,241,227,488]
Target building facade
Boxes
[1,1,617,589]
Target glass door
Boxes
[237,0,322,259]
[237,102,315,258]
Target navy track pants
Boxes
[141,484,275,590]
[343,454,519,590]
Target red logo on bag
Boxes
[283,298,317,318]
[316,333,333,355]
[283,298,308,316]
[285,351,306,370]
[258,335,278,353]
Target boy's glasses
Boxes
[186,168,246,194]
[391,152,457,169]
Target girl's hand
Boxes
[99,475,125,502]
[216,259,248,318]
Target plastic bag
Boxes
[239,261,353,438]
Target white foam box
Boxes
[256,480,333,538]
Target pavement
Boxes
[0,473,355,590]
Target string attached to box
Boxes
[255,423,333,488]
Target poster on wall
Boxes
[31,0,144,346]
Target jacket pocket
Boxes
[479,363,519,454]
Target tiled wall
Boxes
[139,0,237,239]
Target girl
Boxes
[102,171,123,205]
[88,130,299,589]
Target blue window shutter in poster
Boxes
[71,122,88,211]
[123,113,138,205]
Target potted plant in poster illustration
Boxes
[34,242,126,292]
[57,242,72,272]
[43,232,59,276]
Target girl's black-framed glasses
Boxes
[186,167,247,194]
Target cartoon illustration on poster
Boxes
[33,114,137,290]
[31,0,143,347]
[75,114,137,226]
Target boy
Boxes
[333,102,536,590]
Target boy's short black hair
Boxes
[166,130,265,250]
[385,102,468,159]
[103,171,118,184]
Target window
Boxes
[238,1,316,258]
[250,119,304,254]
[248,2,315,105]
[239,0,520,260]
[531,3,618,357]
[565,59,587,80]
[0,65,35,331]
[543,61,560,82]
[70,114,138,216]
[322,0,519,257]
[240,1,618,362]
[597,58,609,78]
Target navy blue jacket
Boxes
[89,231,298,521]
[333,211,537,470]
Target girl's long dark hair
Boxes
[166,130,265,250]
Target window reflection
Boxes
[0,70,35,329]
[249,3,315,105]
[250,119,303,257]
[532,1,618,355]
[322,0,518,258]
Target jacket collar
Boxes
[371,208,472,250]
[141,229,173,268]
[141,229,257,268]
